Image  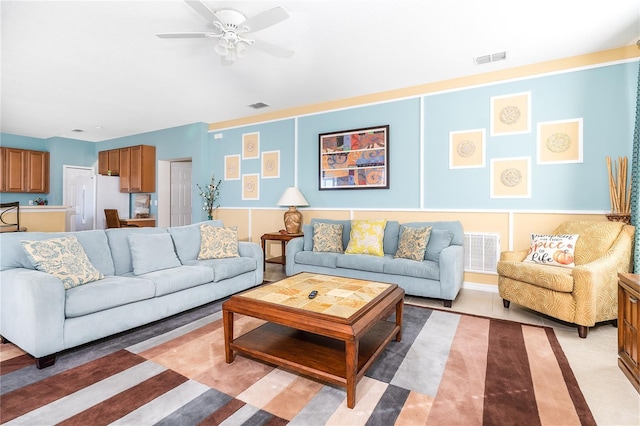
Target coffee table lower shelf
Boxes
[229,320,399,394]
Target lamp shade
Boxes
[277,187,309,207]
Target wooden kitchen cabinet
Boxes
[119,145,155,193]
[619,273,640,393]
[98,149,121,176]
[1,147,49,193]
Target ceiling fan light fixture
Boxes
[215,40,229,56]
[236,42,248,58]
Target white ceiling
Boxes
[1,0,639,142]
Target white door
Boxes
[63,165,94,232]
[170,161,192,226]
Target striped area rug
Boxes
[0,302,595,425]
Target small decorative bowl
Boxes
[606,213,631,224]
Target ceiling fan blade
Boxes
[184,0,222,25]
[252,39,294,58]
[156,32,217,39]
[240,7,289,33]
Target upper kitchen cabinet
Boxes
[119,145,155,193]
[0,147,49,193]
[98,149,121,176]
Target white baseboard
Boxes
[462,281,499,293]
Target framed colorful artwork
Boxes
[490,157,531,198]
[242,132,260,159]
[224,154,240,180]
[449,128,486,169]
[242,173,260,200]
[537,118,583,164]
[490,92,531,136]
[261,150,280,179]
[319,125,389,190]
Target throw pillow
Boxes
[312,222,344,253]
[424,229,453,261]
[128,233,181,275]
[395,226,432,261]
[524,234,579,268]
[21,236,104,289]
[198,224,240,259]
[345,219,387,256]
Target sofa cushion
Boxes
[185,257,256,282]
[523,234,579,268]
[307,219,352,251]
[169,220,224,262]
[294,251,340,268]
[336,253,387,273]
[395,226,432,261]
[345,219,387,256]
[425,229,453,261]
[382,221,400,255]
[137,265,214,297]
[384,258,440,280]
[21,236,104,289]
[106,227,169,275]
[313,222,344,253]
[497,261,574,292]
[128,233,181,275]
[198,224,240,260]
[65,275,156,318]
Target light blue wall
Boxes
[2,60,637,216]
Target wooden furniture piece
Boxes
[98,149,121,176]
[119,217,156,228]
[0,147,49,193]
[104,209,139,229]
[0,202,27,232]
[223,272,404,408]
[618,273,639,393]
[260,231,303,270]
[118,145,156,193]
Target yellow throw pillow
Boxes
[21,236,104,289]
[198,224,240,259]
[345,219,387,256]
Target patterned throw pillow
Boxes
[198,224,240,259]
[395,226,432,261]
[313,222,344,253]
[21,236,104,289]
[345,219,387,256]
[523,234,579,268]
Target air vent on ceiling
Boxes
[71,129,85,133]
[248,102,269,109]
[474,51,507,65]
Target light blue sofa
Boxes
[0,220,263,368]
[286,219,464,307]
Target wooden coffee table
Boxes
[223,272,404,408]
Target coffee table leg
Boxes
[345,339,358,408]
[396,299,403,342]
[223,309,234,363]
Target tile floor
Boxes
[265,265,640,425]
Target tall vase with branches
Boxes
[198,174,221,220]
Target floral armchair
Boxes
[497,220,635,338]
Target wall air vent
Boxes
[463,232,500,274]
[474,51,507,65]
[248,102,269,109]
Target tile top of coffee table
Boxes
[238,272,391,318]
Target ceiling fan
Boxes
[156,0,294,65]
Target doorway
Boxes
[170,161,192,226]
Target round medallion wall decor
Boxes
[546,133,572,152]
[500,168,522,187]
[499,106,521,125]
[457,140,476,157]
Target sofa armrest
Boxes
[0,269,66,358]
[571,225,635,324]
[438,245,465,300]
[285,237,304,276]
[238,241,264,284]
[499,249,529,262]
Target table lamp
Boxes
[277,187,309,234]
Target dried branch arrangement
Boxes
[606,156,631,214]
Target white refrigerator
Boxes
[75,175,130,230]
